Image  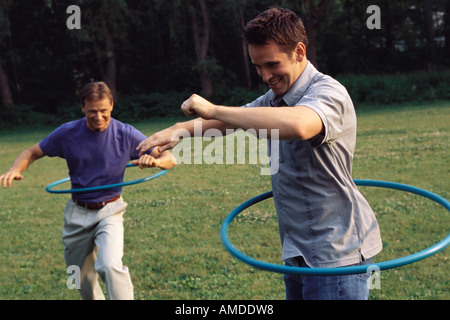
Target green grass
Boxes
[0,101,448,300]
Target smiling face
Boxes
[81,98,113,132]
[249,39,307,97]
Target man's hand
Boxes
[137,94,223,157]
[137,126,181,156]
[132,149,176,170]
[0,170,24,188]
[182,94,217,119]
[0,144,44,188]
[131,154,160,169]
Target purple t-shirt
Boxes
[40,118,150,203]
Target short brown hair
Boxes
[79,81,114,106]
[244,7,308,54]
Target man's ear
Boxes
[295,42,307,62]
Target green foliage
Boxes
[1,70,449,130]
[215,85,267,106]
[337,70,450,105]
[114,91,189,121]
[1,0,450,115]
[0,104,54,129]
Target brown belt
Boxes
[72,195,120,210]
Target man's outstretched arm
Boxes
[0,143,45,188]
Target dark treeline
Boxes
[0,0,449,126]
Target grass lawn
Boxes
[0,100,448,300]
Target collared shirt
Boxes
[242,62,382,267]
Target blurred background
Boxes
[0,0,449,127]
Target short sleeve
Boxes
[39,125,67,158]
[297,80,349,144]
[126,125,153,159]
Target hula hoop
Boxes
[45,163,168,194]
[221,179,450,275]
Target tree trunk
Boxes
[103,22,117,102]
[239,6,252,90]
[191,0,213,98]
[302,0,330,69]
[444,0,450,60]
[93,0,118,102]
[423,0,437,69]
[384,1,394,49]
[0,55,13,110]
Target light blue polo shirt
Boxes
[242,62,382,268]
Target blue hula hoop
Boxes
[45,163,168,194]
[220,179,450,275]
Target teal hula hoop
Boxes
[220,179,450,276]
[46,163,168,194]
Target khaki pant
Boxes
[62,197,134,300]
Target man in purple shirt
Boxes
[0,82,176,299]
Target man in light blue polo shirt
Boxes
[137,7,382,300]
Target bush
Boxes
[337,70,450,106]
[0,104,55,130]
[206,84,266,106]
[1,70,449,130]
[113,91,188,122]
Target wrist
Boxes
[211,105,224,121]
[172,122,189,134]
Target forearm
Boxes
[1,144,44,187]
[11,145,44,173]
[212,105,323,140]
[172,117,233,136]
[137,119,227,155]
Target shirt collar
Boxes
[271,61,318,107]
